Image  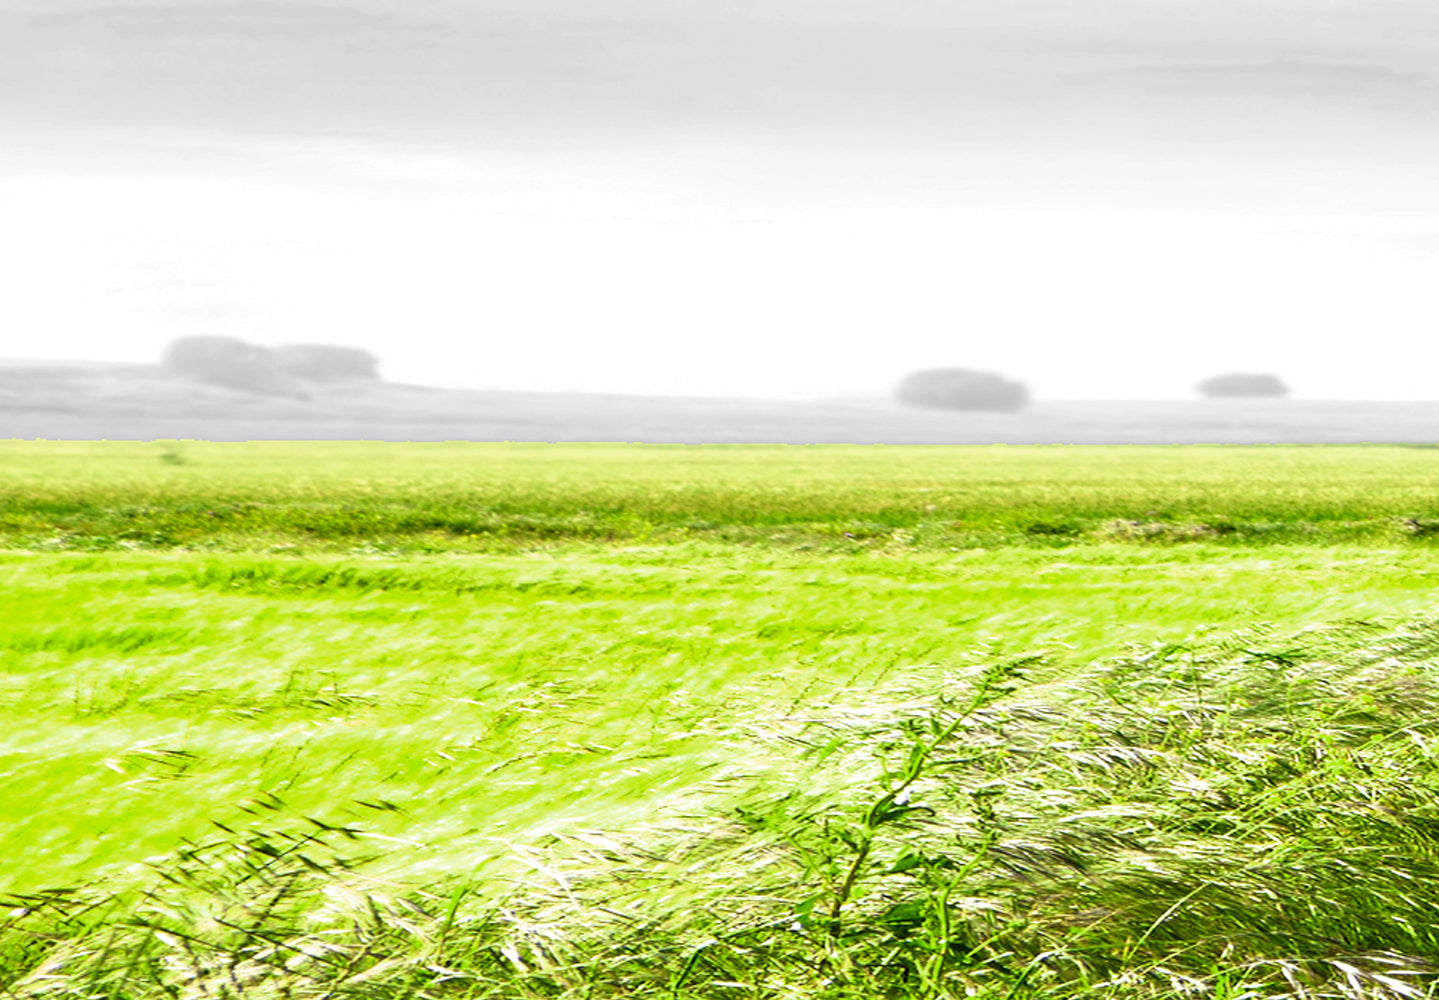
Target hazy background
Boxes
[2,0,1437,401]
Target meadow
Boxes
[6,441,1439,998]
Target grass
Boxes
[7,441,1439,998]
[6,440,1439,550]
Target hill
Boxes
[2,359,1437,443]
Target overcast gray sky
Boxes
[3,0,1438,399]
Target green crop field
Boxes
[7,441,1439,999]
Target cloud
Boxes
[12,0,1435,146]
[23,2,400,36]
[1090,60,1436,109]
[0,0,1435,162]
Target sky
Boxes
[2,0,1438,400]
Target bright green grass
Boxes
[6,542,1439,896]
[6,440,1439,549]
[9,442,1439,998]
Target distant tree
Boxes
[1196,372,1289,398]
[274,344,380,382]
[161,336,307,398]
[896,367,1030,412]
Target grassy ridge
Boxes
[6,441,1439,549]
[8,442,1439,998]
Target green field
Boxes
[7,441,1439,999]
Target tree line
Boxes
[158,335,1290,410]
[896,368,1290,412]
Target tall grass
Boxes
[10,443,1439,998]
[8,618,1439,998]
[9,543,1439,898]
